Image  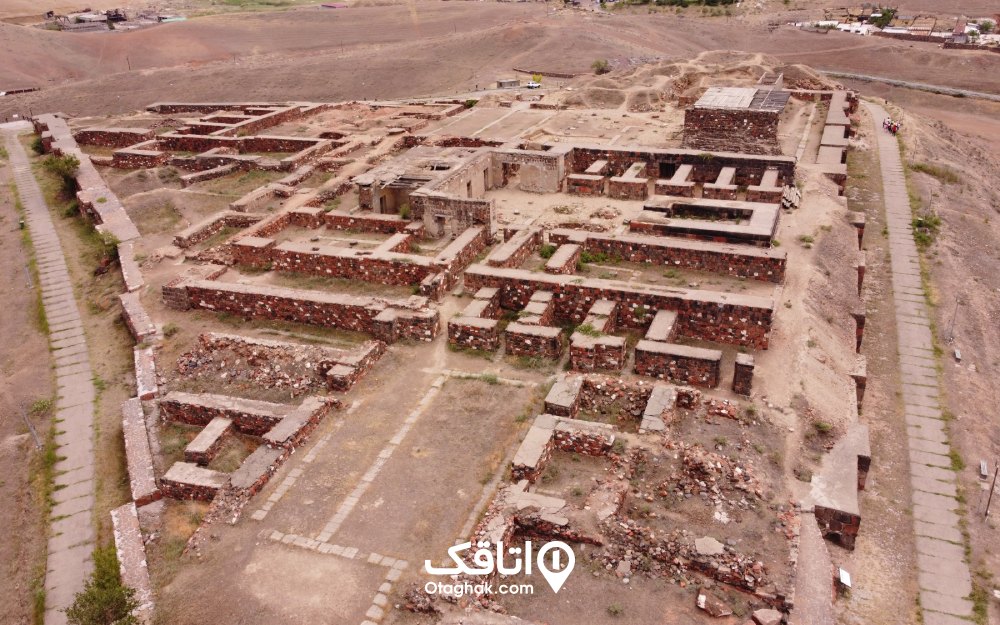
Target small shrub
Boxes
[65,545,139,625]
[539,244,557,259]
[592,59,611,75]
[162,323,180,338]
[464,99,478,109]
[31,136,45,155]
[576,323,601,337]
[813,421,833,435]
[399,203,411,220]
[607,603,624,617]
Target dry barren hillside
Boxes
[2,1,999,119]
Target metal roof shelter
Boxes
[694,87,790,113]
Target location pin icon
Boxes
[536,541,575,594]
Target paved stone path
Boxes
[864,103,975,625]
[3,127,96,625]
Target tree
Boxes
[977,19,994,34]
[592,59,610,75]
[531,73,544,84]
[65,545,139,625]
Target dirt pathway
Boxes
[3,124,97,625]
[863,102,976,624]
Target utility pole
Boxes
[986,461,999,520]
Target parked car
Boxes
[525,81,541,89]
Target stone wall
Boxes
[504,323,564,359]
[110,503,154,623]
[548,229,786,283]
[813,506,861,550]
[464,265,773,348]
[682,108,781,155]
[486,227,541,269]
[634,341,722,388]
[174,212,263,249]
[121,399,160,507]
[74,128,154,148]
[447,317,500,351]
[732,353,755,396]
[567,145,794,187]
[159,391,290,436]
[544,243,581,275]
[165,278,439,342]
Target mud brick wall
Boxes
[608,178,648,201]
[448,317,500,351]
[682,108,780,155]
[172,279,438,342]
[464,266,773,348]
[634,342,721,388]
[280,141,334,171]
[159,134,241,153]
[544,244,581,275]
[732,353,754,395]
[548,230,786,283]
[74,128,154,148]
[159,392,287,436]
[569,336,627,372]
[814,506,861,550]
[567,146,795,187]
[242,136,321,153]
[505,323,564,359]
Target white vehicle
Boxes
[525,81,542,89]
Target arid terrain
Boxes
[1,2,999,625]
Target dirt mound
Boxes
[775,64,835,90]
[583,88,626,109]
[626,89,663,112]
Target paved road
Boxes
[3,124,96,625]
[826,72,1000,103]
[864,102,975,625]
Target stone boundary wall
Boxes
[159,391,290,436]
[464,264,773,348]
[174,211,263,249]
[567,145,795,187]
[486,227,542,268]
[942,42,1000,53]
[119,292,158,342]
[504,323,564,359]
[134,347,158,401]
[34,114,142,243]
[448,288,502,351]
[511,414,615,482]
[121,399,161,506]
[163,278,439,342]
[110,503,154,623]
[544,243,581,274]
[634,340,722,388]
[548,229,786,283]
[74,128,155,148]
[180,163,239,187]
[733,353,755,395]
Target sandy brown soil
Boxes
[1,2,998,121]
[0,150,56,624]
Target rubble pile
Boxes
[599,519,772,594]
[660,440,763,506]
[175,333,383,395]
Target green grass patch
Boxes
[910,162,960,185]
